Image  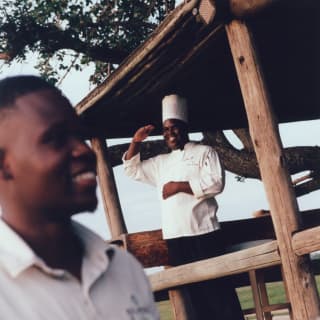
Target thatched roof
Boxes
[76,0,320,139]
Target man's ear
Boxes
[0,149,13,180]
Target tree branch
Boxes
[2,22,129,64]
[40,24,129,64]
[202,130,260,178]
[56,53,79,86]
[294,174,320,197]
[104,133,320,197]
[233,128,254,151]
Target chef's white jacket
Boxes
[123,142,225,239]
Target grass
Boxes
[156,283,286,320]
[157,300,174,320]
[157,275,320,319]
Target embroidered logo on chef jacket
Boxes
[184,156,199,166]
[126,295,155,320]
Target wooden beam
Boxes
[75,0,278,116]
[292,226,320,256]
[251,269,273,320]
[119,209,320,268]
[91,137,127,237]
[225,19,320,319]
[149,240,280,292]
[167,279,195,320]
[114,23,224,109]
[76,0,200,115]
[249,270,265,320]
[198,0,216,25]
[0,53,10,60]
[121,229,168,267]
[244,303,290,315]
[229,0,276,17]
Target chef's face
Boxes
[163,119,189,150]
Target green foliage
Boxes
[0,0,175,84]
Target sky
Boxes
[0,55,319,241]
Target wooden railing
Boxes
[113,209,320,268]
[149,240,279,292]
[110,209,320,319]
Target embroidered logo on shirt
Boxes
[126,295,155,320]
[184,155,199,167]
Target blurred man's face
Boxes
[163,119,189,150]
[0,89,97,221]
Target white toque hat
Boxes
[162,94,188,123]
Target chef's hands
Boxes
[162,182,178,200]
[162,181,193,199]
[133,125,155,143]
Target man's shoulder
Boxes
[108,244,141,263]
[72,221,143,267]
[71,221,112,253]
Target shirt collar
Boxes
[180,142,195,160]
[171,141,193,154]
[72,221,112,274]
[183,142,193,150]
[0,218,113,279]
[0,219,39,277]
[72,222,114,290]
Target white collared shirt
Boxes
[0,219,159,320]
[123,142,225,239]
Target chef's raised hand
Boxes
[125,125,155,160]
[133,125,155,143]
[162,181,193,199]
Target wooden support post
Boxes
[249,270,265,320]
[257,271,272,320]
[164,264,194,320]
[168,286,196,320]
[91,137,190,320]
[249,269,273,320]
[225,20,320,319]
[150,241,280,292]
[292,225,320,256]
[91,137,127,237]
[280,266,293,319]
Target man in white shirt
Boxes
[123,94,244,319]
[0,75,159,320]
